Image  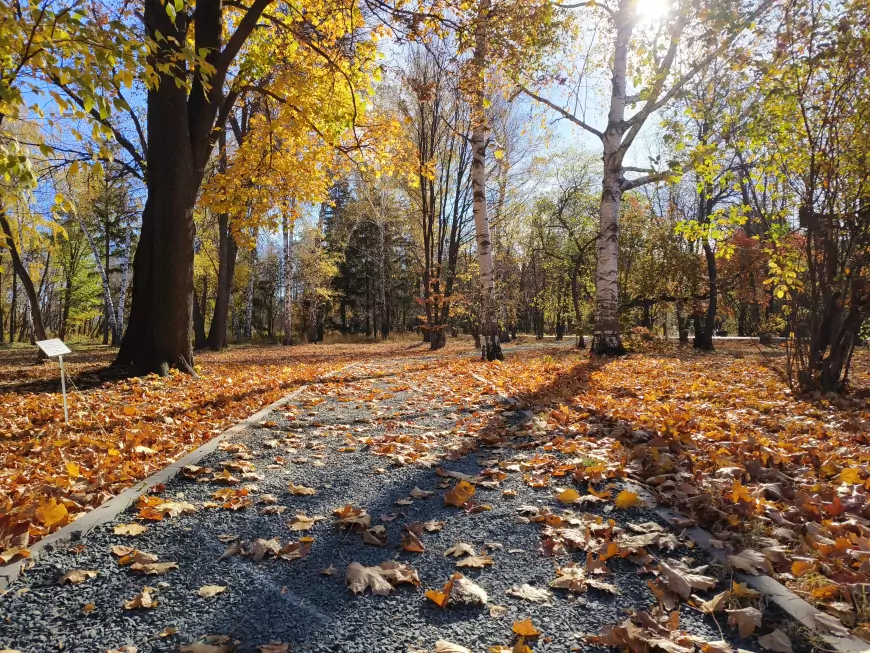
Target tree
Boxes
[521,0,774,354]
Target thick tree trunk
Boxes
[282,212,293,345]
[470,0,502,362]
[0,209,48,359]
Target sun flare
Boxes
[637,0,671,20]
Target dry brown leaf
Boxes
[346,561,419,595]
[507,583,553,603]
[658,560,717,598]
[363,525,388,546]
[757,629,793,653]
[434,641,470,653]
[124,586,157,609]
[59,569,97,585]
[114,524,148,537]
[727,607,762,638]
[727,550,773,576]
[444,542,476,558]
[179,635,237,653]
[456,555,493,568]
[130,561,179,575]
[198,585,227,598]
[698,590,731,614]
[258,644,289,653]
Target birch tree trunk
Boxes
[282,212,293,345]
[470,0,502,361]
[116,215,132,338]
[591,4,632,356]
[79,218,120,343]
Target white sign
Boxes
[36,338,72,357]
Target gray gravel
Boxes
[0,344,779,653]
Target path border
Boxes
[0,361,358,592]
[627,483,870,653]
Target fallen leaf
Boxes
[363,525,388,546]
[512,619,541,638]
[658,560,717,598]
[346,561,420,595]
[59,569,97,585]
[614,490,643,509]
[434,641,470,653]
[757,629,793,653]
[130,561,179,575]
[444,542,476,558]
[198,585,227,598]
[507,583,553,603]
[179,635,237,653]
[410,487,434,499]
[444,481,476,507]
[258,644,289,653]
[556,488,581,504]
[288,483,316,495]
[124,586,157,609]
[727,550,772,576]
[698,590,731,614]
[457,555,493,568]
[727,607,761,638]
[114,523,148,537]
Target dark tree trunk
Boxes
[113,4,197,376]
[694,240,717,351]
[193,279,208,349]
[0,209,48,358]
[9,268,16,343]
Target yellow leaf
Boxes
[614,490,642,509]
[66,462,80,477]
[512,619,541,638]
[444,481,475,507]
[792,559,815,577]
[36,499,68,527]
[556,488,580,504]
[840,467,862,485]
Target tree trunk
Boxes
[80,219,121,344]
[0,209,47,359]
[470,0,502,362]
[282,212,293,345]
[193,276,208,349]
[591,5,632,356]
[60,274,73,340]
[694,239,717,350]
[116,213,132,338]
[676,300,689,343]
[244,237,256,342]
[9,267,17,343]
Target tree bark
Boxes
[244,235,257,342]
[282,212,293,345]
[0,209,48,358]
[470,0,502,362]
[590,5,631,356]
[694,238,717,350]
[207,133,237,350]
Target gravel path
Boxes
[0,343,772,653]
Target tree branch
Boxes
[518,84,604,140]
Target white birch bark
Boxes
[470,0,502,361]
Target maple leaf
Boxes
[59,569,97,584]
[727,549,772,575]
[614,489,644,509]
[658,560,717,598]
[757,629,793,653]
[114,523,147,536]
[334,505,371,530]
[410,487,434,499]
[456,555,493,568]
[363,525,388,546]
[130,561,179,575]
[36,499,68,527]
[198,585,227,598]
[727,607,761,638]
[179,635,237,652]
[401,528,426,553]
[346,561,420,595]
[506,583,553,603]
[124,586,157,609]
[288,513,322,531]
[556,488,581,504]
[444,541,476,558]
[698,590,730,614]
[288,482,317,495]
[512,619,541,638]
[444,480,476,507]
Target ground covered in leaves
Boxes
[0,340,466,555]
[2,339,849,653]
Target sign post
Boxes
[36,339,73,425]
